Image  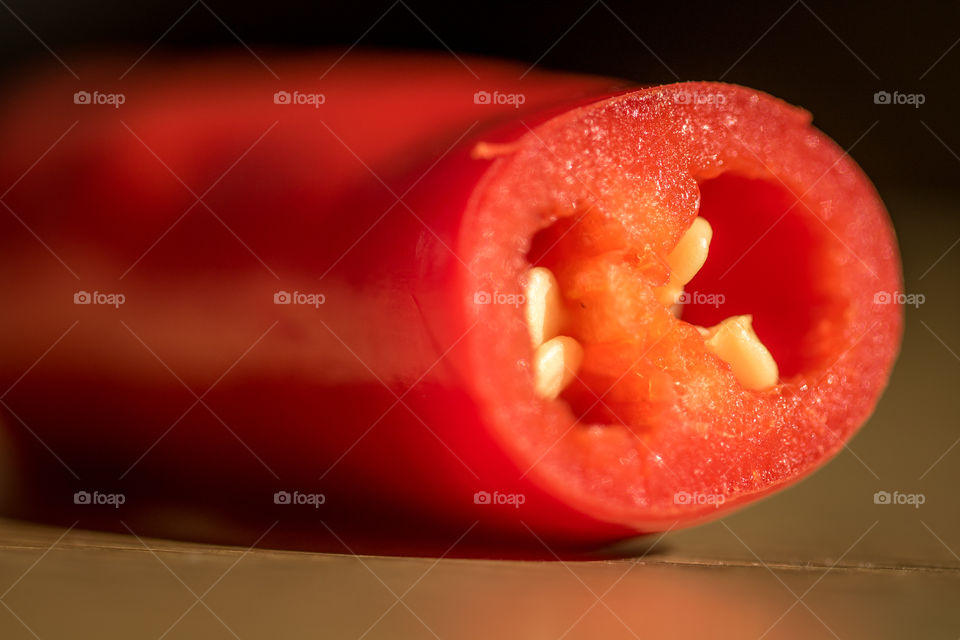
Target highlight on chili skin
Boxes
[0,55,902,552]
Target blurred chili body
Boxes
[0,54,629,554]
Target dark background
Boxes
[0,0,957,196]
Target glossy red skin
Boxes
[0,54,901,552]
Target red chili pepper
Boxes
[0,54,901,554]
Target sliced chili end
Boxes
[465,81,902,533]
